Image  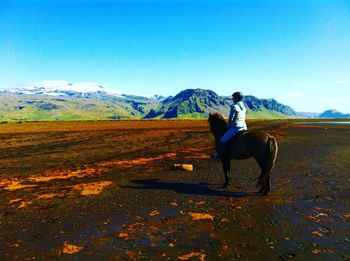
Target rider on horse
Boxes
[214,91,247,161]
[208,97,277,195]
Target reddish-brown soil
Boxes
[0,120,349,260]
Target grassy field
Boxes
[0,120,349,260]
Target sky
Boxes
[1,0,350,113]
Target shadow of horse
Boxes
[120,179,252,198]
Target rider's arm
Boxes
[227,104,237,128]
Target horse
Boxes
[208,113,278,196]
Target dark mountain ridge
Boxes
[144,89,299,119]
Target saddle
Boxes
[235,130,247,138]
[227,130,247,145]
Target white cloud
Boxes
[334,80,348,85]
[318,97,350,104]
[284,91,305,97]
[317,97,350,113]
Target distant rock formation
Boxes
[319,109,350,118]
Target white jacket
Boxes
[227,101,247,129]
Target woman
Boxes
[222,91,247,141]
[214,91,247,160]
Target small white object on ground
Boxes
[174,164,193,171]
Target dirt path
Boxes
[0,120,349,260]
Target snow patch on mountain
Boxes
[2,80,125,97]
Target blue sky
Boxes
[1,0,350,113]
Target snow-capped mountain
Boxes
[0,82,301,121]
[1,80,125,97]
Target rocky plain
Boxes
[0,119,349,260]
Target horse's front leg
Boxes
[222,159,231,188]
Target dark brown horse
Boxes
[208,113,278,195]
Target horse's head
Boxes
[208,113,227,141]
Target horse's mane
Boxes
[209,112,227,123]
[208,113,227,137]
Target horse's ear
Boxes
[208,112,212,122]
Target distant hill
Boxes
[144,89,299,119]
[319,109,350,118]
[0,86,300,121]
[297,111,321,118]
[144,89,228,119]
[236,95,298,119]
[0,93,158,121]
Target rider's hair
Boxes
[232,92,244,102]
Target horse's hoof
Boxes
[257,189,269,196]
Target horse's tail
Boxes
[256,134,278,187]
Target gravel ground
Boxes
[0,120,349,260]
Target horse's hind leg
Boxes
[255,157,271,196]
[258,136,278,196]
[258,176,271,196]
